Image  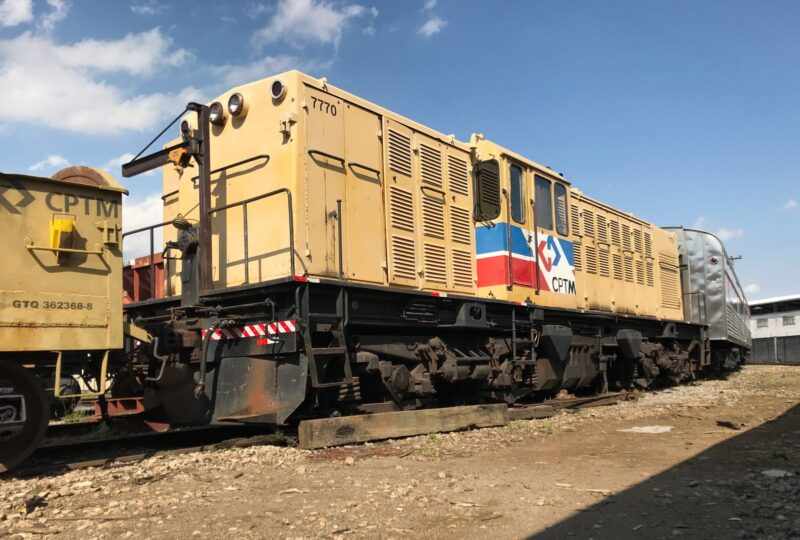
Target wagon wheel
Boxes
[0,359,49,473]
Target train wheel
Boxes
[0,359,49,473]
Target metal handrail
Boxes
[122,220,173,301]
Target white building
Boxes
[749,294,800,364]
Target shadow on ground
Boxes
[529,403,800,540]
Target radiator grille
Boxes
[452,249,473,288]
[633,229,643,254]
[599,247,610,277]
[644,232,652,258]
[571,205,581,236]
[421,195,445,239]
[622,223,631,251]
[391,236,416,280]
[597,214,608,244]
[624,254,634,283]
[573,240,582,271]
[660,265,682,309]
[646,260,654,287]
[420,144,443,189]
[583,210,595,237]
[585,245,597,274]
[389,186,414,232]
[423,243,447,284]
[613,254,623,281]
[388,130,412,177]
[450,206,472,245]
[610,220,621,246]
[448,156,469,196]
[636,259,644,285]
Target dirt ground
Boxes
[2,365,800,540]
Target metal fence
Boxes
[750,337,800,365]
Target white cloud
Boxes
[691,216,705,229]
[0,0,32,27]
[38,0,69,31]
[743,283,760,295]
[252,0,373,49]
[130,1,165,15]
[422,0,436,11]
[0,30,199,134]
[418,16,446,37]
[122,193,164,260]
[784,199,797,210]
[28,154,69,171]
[716,227,744,241]
[213,54,331,87]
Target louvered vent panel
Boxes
[624,254,634,282]
[452,250,474,288]
[597,215,608,243]
[622,223,631,251]
[450,206,472,245]
[644,232,653,258]
[423,243,447,284]
[646,260,654,287]
[636,260,644,285]
[660,252,679,267]
[573,240,583,271]
[583,210,595,237]
[421,196,445,239]
[448,156,469,196]
[391,236,416,280]
[585,245,597,274]
[599,248,610,277]
[571,205,581,236]
[388,130,412,177]
[610,220,621,246]
[389,187,414,232]
[633,230,643,254]
[660,265,682,309]
[613,254,623,280]
[419,144,443,189]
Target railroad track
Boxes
[5,392,631,477]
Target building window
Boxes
[534,176,553,230]
[509,164,525,224]
[756,319,768,328]
[783,316,795,326]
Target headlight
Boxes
[209,102,225,126]
[271,80,286,102]
[228,93,245,117]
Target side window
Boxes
[510,164,525,223]
[554,183,568,236]
[534,175,553,230]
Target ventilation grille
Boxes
[646,260,654,287]
[610,220,621,246]
[423,243,447,284]
[388,130,412,177]
[421,195,445,239]
[660,265,682,309]
[624,255,634,283]
[644,232,653,258]
[633,229,643,254]
[571,205,581,236]
[597,214,608,244]
[599,248,610,277]
[391,236,416,280]
[583,209,595,237]
[636,259,644,285]
[452,249,473,288]
[448,156,469,196]
[660,252,679,267]
[420,144,442,189]
[476,161,500,220]
[622,223,631,251]
[613,254,623,281]
[389,187,414,232]
[585,245,597,274]
[450,206,472,245]
[573,240,583,271]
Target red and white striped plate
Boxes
[201,319,297,343]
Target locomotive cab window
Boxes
[534,175,553,230]
[554,183,569,236]
[509,164,525,224]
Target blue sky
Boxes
[1,0,798,300]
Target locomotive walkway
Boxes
[1,365,799,539]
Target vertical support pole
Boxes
[196,105,213,292]
[149,227,155,299]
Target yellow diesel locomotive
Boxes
[0,71,750,471]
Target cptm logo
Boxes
[535,234,576,295]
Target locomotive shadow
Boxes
[527,402,800,539]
